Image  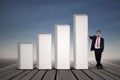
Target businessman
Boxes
[89,30,104,69]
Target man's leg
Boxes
[98,50,102,67]
[94,50,99,66]
[95,49,103,69]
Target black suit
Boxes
[90,36,104,66]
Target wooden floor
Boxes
[0,59,120,80]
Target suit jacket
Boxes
[90,35,104,52]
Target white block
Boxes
[55,25,70,69]
[18,43,33,69]
[37,34,52,69]
[73,14,88,69]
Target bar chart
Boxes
[18,14,88,69]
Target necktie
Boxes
[96,37,99,48]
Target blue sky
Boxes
[0,0,120,59]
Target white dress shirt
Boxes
[95,37,101,49]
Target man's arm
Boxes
[89,36,94,40]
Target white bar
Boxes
[37,34,52,69]
[55,25,70,69]
[18,43,33,69]
[73,14,88,69]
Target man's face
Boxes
[96,32,101,37]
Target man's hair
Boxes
[96,30,101,33]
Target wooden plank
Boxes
[89,63,120,80]
[1,69,24,80]
[103,68,120,76]
[0,59,17,68]
[90,69,115,80]
[90,62,120,76]
[65,70,77,80]
[0,62,16,68]
[11,70,32,80]
[0,64,18,79]
[42,69,56,80]
[20,69,38,80]
[56,70,77,80]
[103,61,120,69]
[82,69,104,80]
[99,69,120,80]
[0,63,17,73]
[102,63,120,73]
[0,69,16,78]
[31,70,47,80]
[0,63,13,68]
[0,60,120,80]
[71,70,91,80]
[9,65,36,80]
[0,63,36,80]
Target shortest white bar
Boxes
[18,43,33,69]
[37,34,52,69]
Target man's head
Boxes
[96,30,101,37]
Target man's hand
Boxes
[88,36,90,40]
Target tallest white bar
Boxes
[73,14,88,69]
